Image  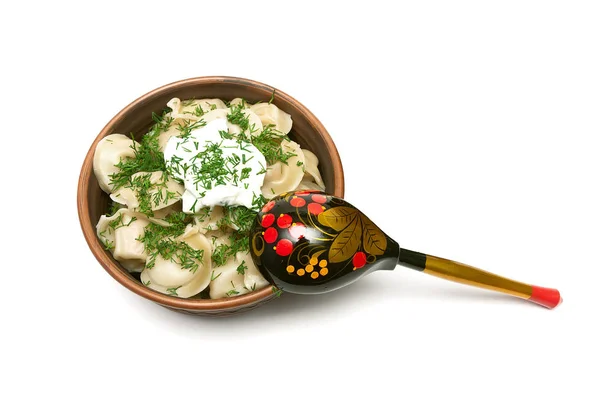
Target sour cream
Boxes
[163,118,266,212]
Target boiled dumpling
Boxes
[193,206,225,235]
[296,179,324,191]
[229,98,250,109]
[166,97,227,121]
[261,140,306,198]
[301,149,325,190]
[183,98,227,115]
[110,171,183,212]
[209,251,269,299]
[242,255,270,294]
[140,225,212,298]
[96,208,150,272]
[148,202,182,226]
[200,108,263,137]
[230,109,263,137]
[166,98,193,120]
[250,103,292,134]
[157,118,187,152]
[93,134,136,194]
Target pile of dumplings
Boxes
[93,97,325,299]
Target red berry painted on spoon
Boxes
[311,194,327,204]
[277,214,293,228]
[290,196,306,207]
[353,252,367,269]
[275,239,293,256]
[262,200,275,213]
[307,202,325,215]
[261,213,275,228]
[264,227,278,243]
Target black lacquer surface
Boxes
[250,191,399,294]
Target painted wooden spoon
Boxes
[249,190,561,309]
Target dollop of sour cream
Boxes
[163,118,266,212]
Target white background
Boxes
[2,1,599,399]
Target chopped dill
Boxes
[210,270,222,281]
[251,124,295,164]
[227,103,250,131]
[268,89,275,104]
[236,260,248,275]
[167,286,182,296]
[139,212,204,273]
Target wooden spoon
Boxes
[249,190,561,309]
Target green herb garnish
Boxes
[236,260,248,275]
[139,212,204,273]
[227,103,250,132]
[251,124,295,165]
[167,286,182,296]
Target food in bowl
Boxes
[93,96,325,299]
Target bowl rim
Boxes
[77,76,345,311]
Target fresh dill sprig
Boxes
[138,212,204,273]
[108,213,137,231]
[236,260,248,275]
[227,103,250,131]
[210,270,222,282]
[268,90,275,104]
[167,286,182,296]
[109,110,171,194]
[177,119,207,139]
[251,124,295,165]
[107,201,123,216]
[211,231,250,267]
[221,206,257,232]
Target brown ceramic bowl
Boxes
[77,76,344,316]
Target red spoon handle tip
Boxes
[529,286,562,309]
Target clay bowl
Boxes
[77,76,344,316]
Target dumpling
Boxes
[157,118,187,152]
[110,171,183,212]
[140,225,212,298]
[261,140,306,198]
[199,108,228,124]
[166,97,227,121]
[296,179,324,191]
[301,149,325,190]
[93,134,136,194]
[229,98,250,109]
[230,109,263,137]
[148,202,182,226]
[96,208,149,272]
[193,206,225,235]
[242,255,270,294]
[200,108,263,137]
[183,98,227,115]
[250,103,292,134]
[209,251,269,299]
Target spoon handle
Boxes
[397,248,561,309]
